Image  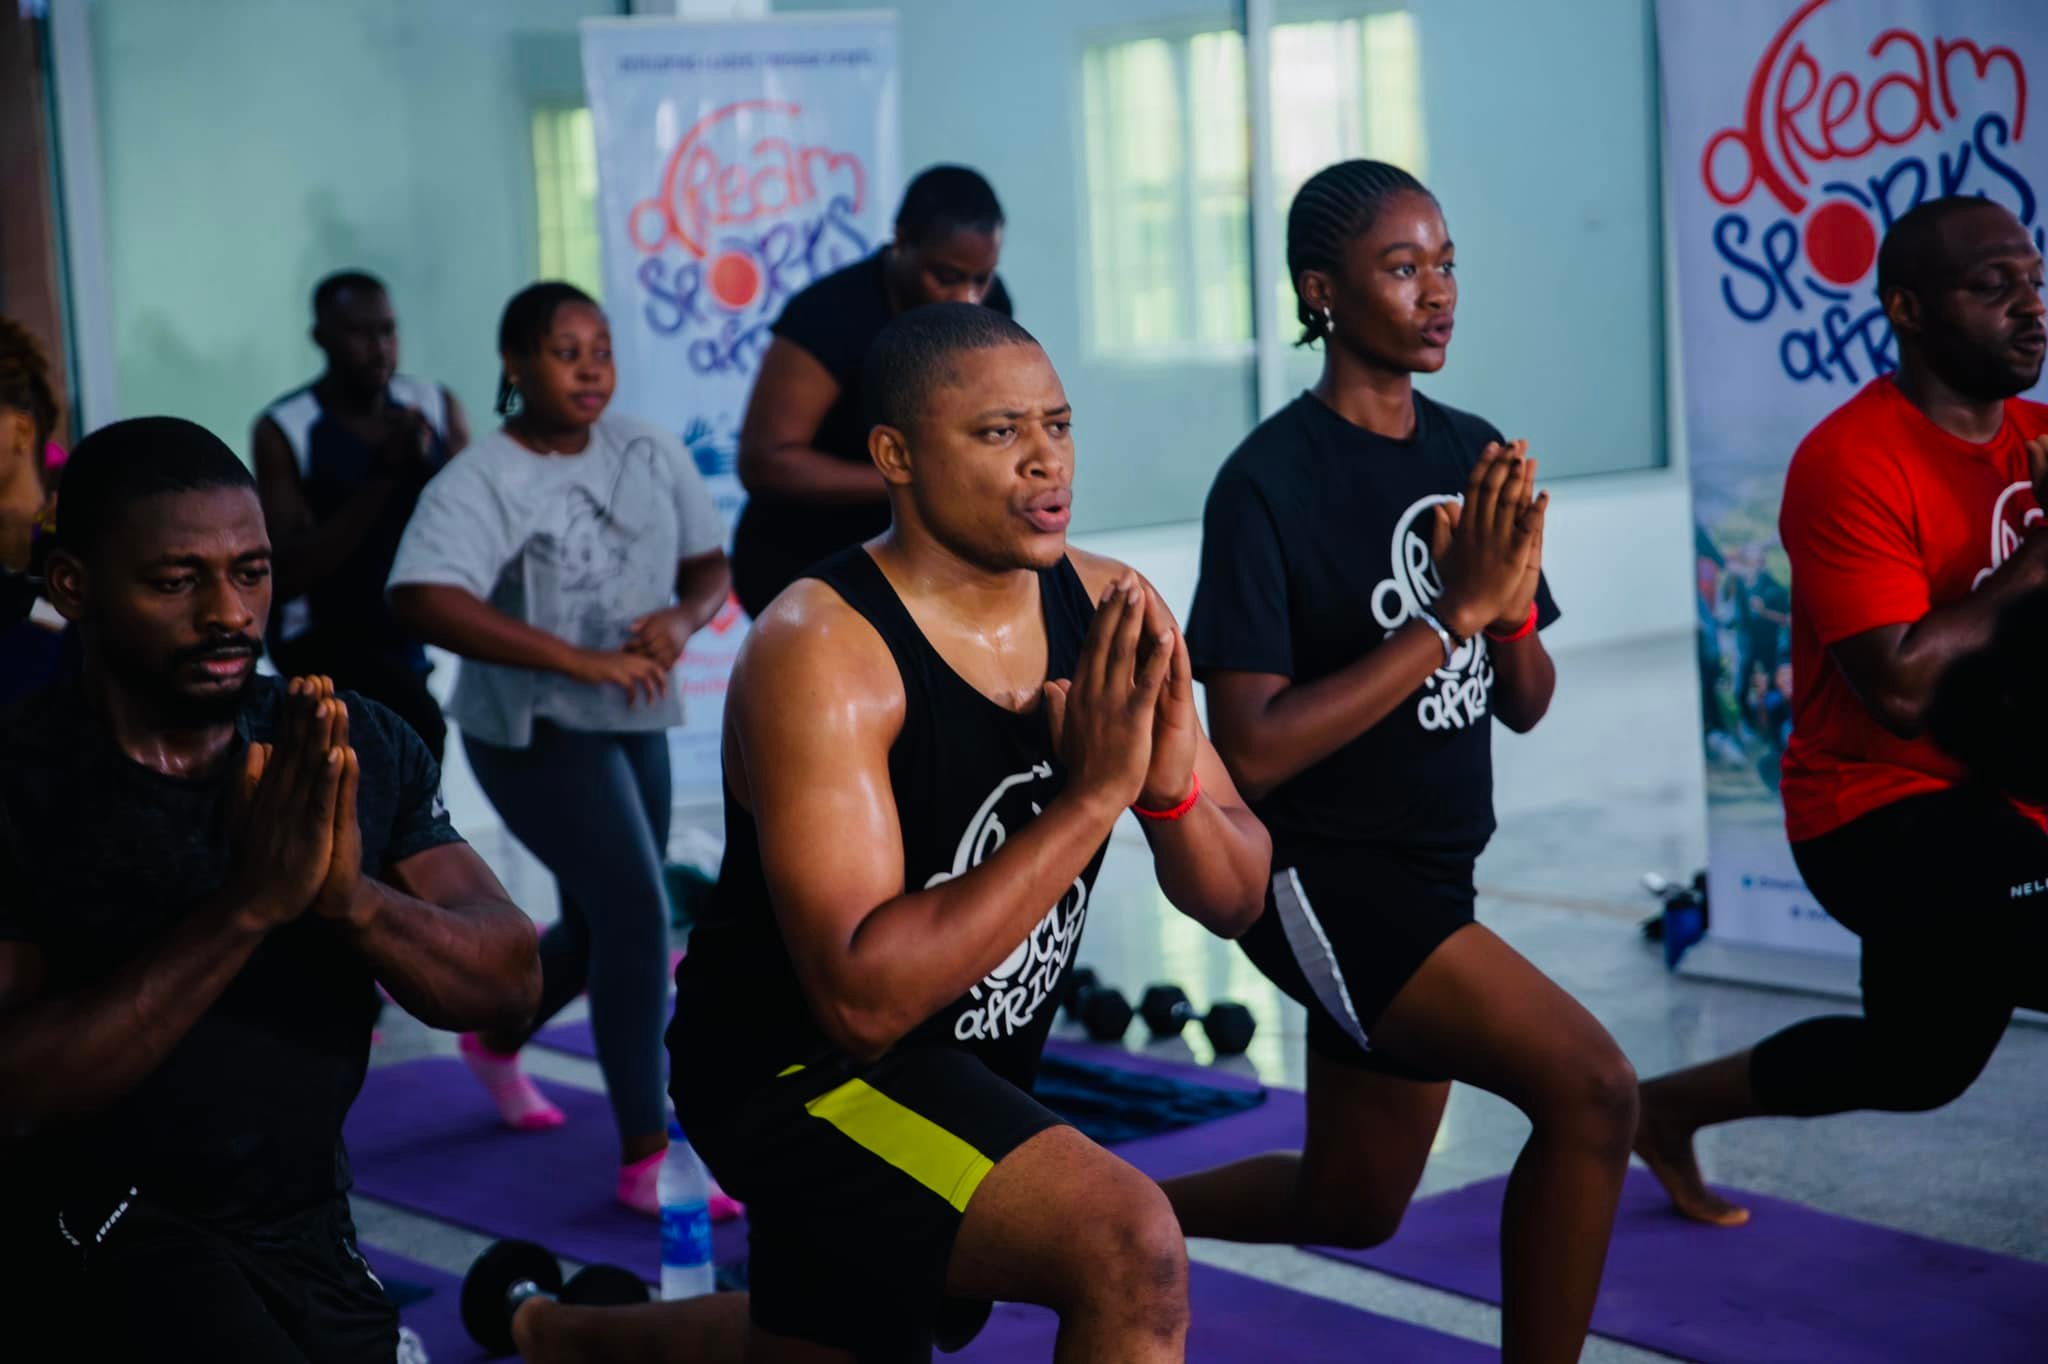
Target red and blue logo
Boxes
[630,100,871,381]
[1702,0,2039,383]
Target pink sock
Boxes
[617,1149,664,1216]
[458,1033,565,1132]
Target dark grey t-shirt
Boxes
[0,676,461,1226]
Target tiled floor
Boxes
[363,632,2048,1360]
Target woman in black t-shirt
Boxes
[1172,161,1632,1364]
[730,165,1014,617]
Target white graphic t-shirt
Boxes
[388,414,726,747]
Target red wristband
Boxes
[1486,603,1538,643]
[1133,771,1201,821]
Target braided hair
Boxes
[0,316,61,467]
[495,281,601,416]
[1286,160,1434,347]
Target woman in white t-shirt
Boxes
[390,282,731,1216]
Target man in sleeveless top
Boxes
[254,270,471,761]
[499,307,1269,1362]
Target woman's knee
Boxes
[1294,1168,1413,1250]
[1525,1039,1639,1156]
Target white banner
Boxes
[1656,0,2047,960]
[580,14,900,793]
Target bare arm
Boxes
[673,550,732,631]
[1208,446,1548,794]
[328,843,539,1035]
[738,580,1164,1060]
[392,583,669,707]
[254,415,404,602]
[625,551,734,671]
[0,908,270,1131]
[1832,535,2048,739]
[736,338,887,503]
[1204,627,1453,801]
[391,582,583,675]
[1489,630,1557,733]
[1068,551,1267,934]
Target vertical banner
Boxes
[1656,0,2046,964]
[581,15,900,793]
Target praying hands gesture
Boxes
[1430,439,1547,639]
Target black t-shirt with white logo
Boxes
[731,251,1014,615]
[0,676,462,1227]
[1186,391,1559,867]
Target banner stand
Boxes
[579,13,901,801]
[1656,0,2047,987]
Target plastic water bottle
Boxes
[658,1120,715,1300]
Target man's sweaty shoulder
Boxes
[1065,546,1178,624]
[727,578,908,786]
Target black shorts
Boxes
[1237,845,1476,1081]
[1792,784,2048,1005]
[677,1045,1065,1361]
[53,1192,397,1362]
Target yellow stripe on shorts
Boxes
[804,1077,995,1213]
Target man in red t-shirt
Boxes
[1636,196,2048,1227]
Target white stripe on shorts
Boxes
[1271,866,1374,1054]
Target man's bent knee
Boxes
[1072,1177,1188,1337]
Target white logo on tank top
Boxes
[925,762,1090,1042]
[1369,492,1495,732]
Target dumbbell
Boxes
[1139,984,1258,1055]
[460,1238,651,1357]
[1072,977,1135,1043]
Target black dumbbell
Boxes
[1074,980,1134,1042]
[1139,984,1257,1055]
[1061,966,1100,1020]
[461,1238,651,1357]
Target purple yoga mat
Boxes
[345,1059,746,1277]
[369,1244,1496,1362]
[1310,1169,2048,1364]
[347,1052,1303,1281]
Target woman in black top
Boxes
[730,165,1014,617]
[1172,161,1634,1364]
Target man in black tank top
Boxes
[503,308,1268,1362]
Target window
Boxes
[1080,11,1424,359]
[532,106,604,299]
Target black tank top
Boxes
[672,547,1105,1096]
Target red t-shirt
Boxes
[1779,376,2048,842]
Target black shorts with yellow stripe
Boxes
[676,1044,1066,1361]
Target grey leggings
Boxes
[464,722,673,1140]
